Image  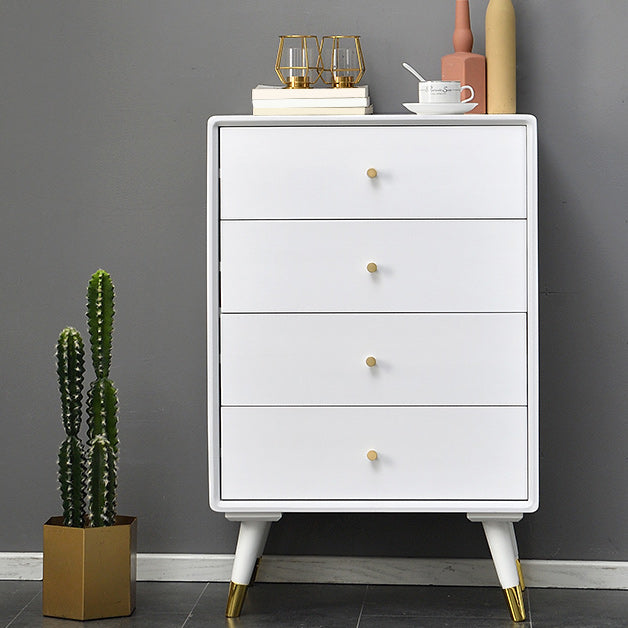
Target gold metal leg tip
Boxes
[225,582,248,618]
[503,584,526,622]
[516,558,525,591]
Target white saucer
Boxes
[403,102,478,115]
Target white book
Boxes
[251,84,370,99]
[252,97,370,108]
[253,105,373,116]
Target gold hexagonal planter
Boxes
[43,515,137,620]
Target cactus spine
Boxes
[55,270,119,527]
[56,327,86,527]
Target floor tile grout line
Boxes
[355,584,369,628]
[4,589,41,628]
[181,581,210,628]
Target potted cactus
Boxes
[43,270,136,620]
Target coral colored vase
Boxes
[441,0,486,113]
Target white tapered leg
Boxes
[468,514,526,622]
[225,514,281,618]
[482,520,525,622]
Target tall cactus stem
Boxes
[85,270,119,526]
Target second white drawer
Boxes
[220,313,527,406]
[220,220,527,313]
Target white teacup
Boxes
[419,80,474,104]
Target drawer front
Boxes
[219,126,527,219]
[220,406,528,500]
[220,313,527,406]
[220,219,527,313]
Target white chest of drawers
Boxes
[208,114,538,621]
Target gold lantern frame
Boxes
[275,35,321,88]
[318,35,365,88]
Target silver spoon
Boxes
[402,62,427,82]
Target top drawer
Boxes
[219,125,527,219]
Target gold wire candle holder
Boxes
[319,35,365,88]
[275,35,321,88]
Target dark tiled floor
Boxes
[2,581,628,627]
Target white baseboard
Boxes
[0,554,42,581]
[1,553,626,589]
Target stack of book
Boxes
[252,85,373,116]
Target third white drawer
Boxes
[220,313,527,406]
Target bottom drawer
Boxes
[220,406,528,501]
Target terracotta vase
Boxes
[441,0,487,113]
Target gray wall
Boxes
[1,1,627,561]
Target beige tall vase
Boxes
[485,0,516,113]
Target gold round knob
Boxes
[366,168,378,179]
[366,262,378,273]
[365,356,377,367]
[366,450,378,461]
